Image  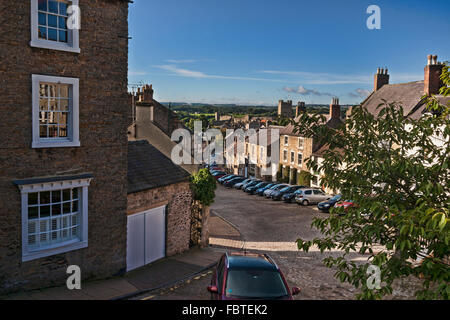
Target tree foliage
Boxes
[294,63,449,300]
[190,169,217,206]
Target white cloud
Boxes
[283,85,333,97]
[155,65,286,82]
[348,88,371,98]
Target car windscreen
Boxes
[280,187,291,192]
[225,269,288,299]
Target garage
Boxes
[126,206,166,272]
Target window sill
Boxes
[23,240,88,262]
[30,40,80,54]
[32,140,81,149]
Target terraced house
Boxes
[0,0,130,293]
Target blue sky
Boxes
[128,0,450,105]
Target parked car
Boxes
[256,183,275,196]
[295,188,332,206]
[281,186,308,203]
[334,200,357,212]
[224,177,246,188]
[218,174,238,184]
[317,195,342,212]
[242,180,262,192]
[234,178,255,190]
[272,186,304,201]
[246,182,271,194]
[264,184,288,198]
[207,252,301,300]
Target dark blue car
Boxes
[317,195,342,212]
[245,182,270,194]
[224,177,246,188]
[255,183,275,196]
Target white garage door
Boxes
[126,206,166,272]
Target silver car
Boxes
[295,188,332,206]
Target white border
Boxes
[20,177,91,262]
[30,0,80,53]
[32,74,80,148]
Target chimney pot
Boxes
[374,67,390,91]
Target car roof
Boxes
[226,252,278,271]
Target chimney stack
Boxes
[330,98,340,120]
[424,54,443,96]
[140,84,154,102]
[295,101,306,117]
[374,67,390,91]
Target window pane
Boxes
[59,125,68,137]
[48,84,57,97]
[72,200,79,213]
[58,16,67,29]
[48,0,58,13]
[38,13,47,26]
[59,30,68,43]
[28,207,39,219]
[28,193,38,205]
[38,0,48,11]
[63,189,71,201]
[39,84,47,97]
[48,28,57,41]
[63,202,71,214]
[39,98,47,111]
[49,99,57,111]
[59,99,69,111]
[52,203,62,216]
[48,14,57,28]
[51,190,61,203]
[59,2,68,15]
[48,125,58,137]
[38,27,47,39]
[40,192,50,204]
[40,125,48,138]
[40,205,51,218]
[72,188,78,200]
[60,85,69,98]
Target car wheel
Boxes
[302,200,309,206]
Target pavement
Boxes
[1,212,240,301]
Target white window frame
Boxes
[298,137,304,150]
[32,74,80,148]
[30,0,80,53]
[290,151,295,164]
[284,136,289,146]
[283,149,288,162]
[298,152,303,166]
[19,177,91,262]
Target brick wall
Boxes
[0,0,129,293]
[280,135,314,173]
[127,182,193,257]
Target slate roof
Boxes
[280,114,342,136]
[128,140,191,194]
[359,81,428,119]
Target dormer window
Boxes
[30,0,80,53]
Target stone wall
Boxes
[127,182,193,257]
[0,0,129,294]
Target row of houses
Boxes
[225,54,447,192]
[0,0,203,294]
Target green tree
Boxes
[190,169,217,206]
[295,63,450,300]
[297,170,312,187]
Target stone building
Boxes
[126,141,193,271]
[278,100,293,118]
[279,99,344,185]
[0,0,130,294]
